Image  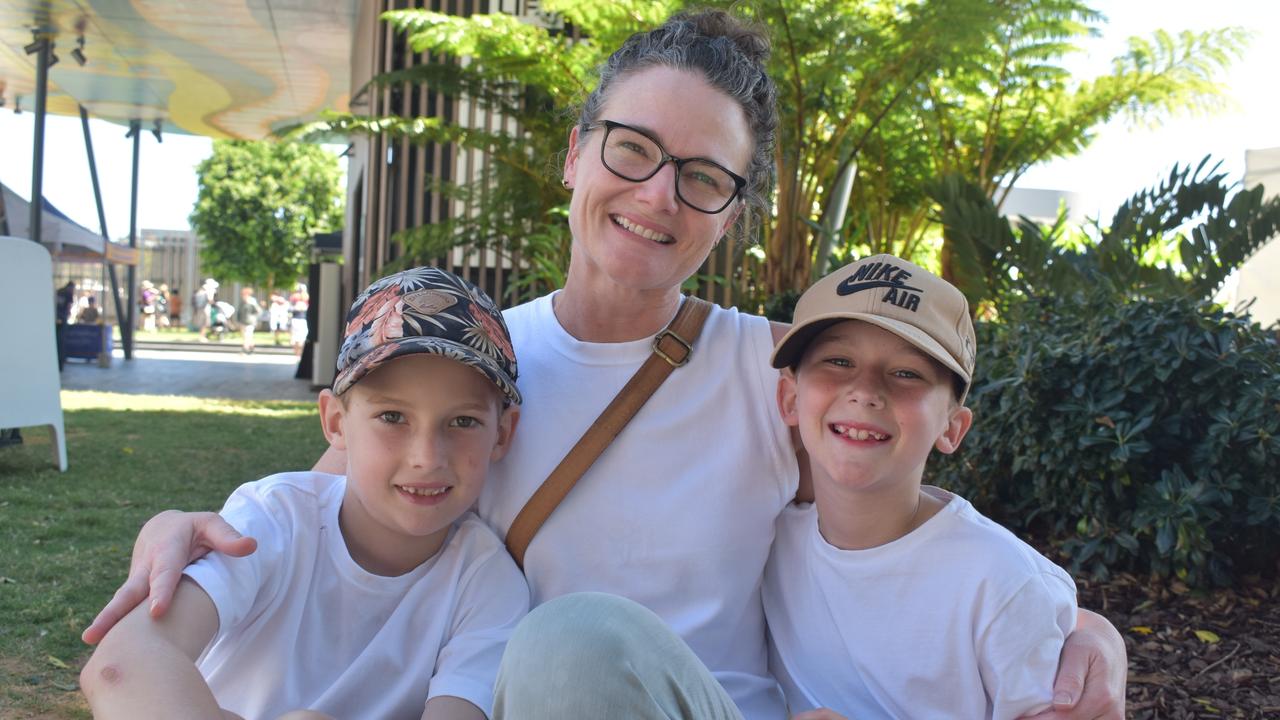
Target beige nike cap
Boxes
[771,254,977,401]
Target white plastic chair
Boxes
[0,235,68,471]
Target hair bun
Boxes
[678,9,771,64]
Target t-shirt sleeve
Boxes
[426,544,530,718]
[979,564,1078,720]
[182,481,287,640]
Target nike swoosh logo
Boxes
[837,279,923,296]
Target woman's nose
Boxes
[634,161,680,214]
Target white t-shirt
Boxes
[763,489,1077,720]
[184,472,529,720]
[482,293,798,719]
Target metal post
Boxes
[124,119,141,360]
[28,36,51,245]
[81,106,125,365]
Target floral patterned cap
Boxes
[332,267,521,405]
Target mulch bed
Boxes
[1077,572,1280,718]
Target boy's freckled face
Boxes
[321,353,517,568]
[778,320,970,494]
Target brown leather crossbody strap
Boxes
[504,296,714,569]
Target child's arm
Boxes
[421,695,487,720]
[80,576,223,719]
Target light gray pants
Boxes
[493,592,744,720]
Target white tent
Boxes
[1234,148,1280,328]
[0,182,138,266]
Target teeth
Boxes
[399,486,449,497]
[834,424,887,441]
[613,215,674,244]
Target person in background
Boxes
[193,279,217,341]
[268,292,291,346]
[289,283,310,356]
[55,281,76,371]
[237,287,263,354]
[79,296,101,324]
[155,284,171,330]
[139,281,158,332]
[168,287,183,332]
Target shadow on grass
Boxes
[0,396,326,719]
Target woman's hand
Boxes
[1022,608,1127,719]
[81,510,257,645]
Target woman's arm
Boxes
[82,511,256,645]
[1021,608,1127,719]
[80,577,223,719]
[82,449,348,645]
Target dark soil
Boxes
[1076,572,1280,718]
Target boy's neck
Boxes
[812,472,947,551]
[337,500,450,577]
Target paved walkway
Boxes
[60,346,320,401]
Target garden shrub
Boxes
[929,290,1280,588]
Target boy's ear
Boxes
[318,389,348,451]
[934,405,973,455]
[776,369,801,428]
[490,405,520,462]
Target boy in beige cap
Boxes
[763,255,1077,720]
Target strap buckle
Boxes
[652,328,693,367]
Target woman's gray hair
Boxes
[577,9,778,212]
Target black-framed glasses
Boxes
[586,120,747,214]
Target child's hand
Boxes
[792,709,849,720]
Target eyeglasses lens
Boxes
[601,125,737,213]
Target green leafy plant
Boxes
[929,157,1280,313]
[929,290,1280,587]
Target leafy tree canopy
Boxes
[190,140,345,291]
[303,0,1247,303]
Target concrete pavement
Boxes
[59,346,320,401]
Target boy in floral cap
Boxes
[83,267,529,720]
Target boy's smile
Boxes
[319,354,518,576]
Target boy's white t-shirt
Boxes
[481,293,798,719]
[763,488,1077,720]
[183,472,530,720]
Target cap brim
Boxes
[771,312,969,384]
[333,335,522,405]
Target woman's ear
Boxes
[563,125,581,189]
[776,369,801,428]
[318,389,348,451]
[934,406,973,455]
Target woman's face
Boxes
[563,66,754,295]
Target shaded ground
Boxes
[1077,572,1280,718]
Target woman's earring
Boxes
[561,178,571,189]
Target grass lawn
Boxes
[0,391,325,719]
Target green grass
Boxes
[0,392,325,718]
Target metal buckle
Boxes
[652,329,692,367]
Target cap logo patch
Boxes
[836,261,923,312]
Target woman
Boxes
[83,11,1124,719]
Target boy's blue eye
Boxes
[378,411,405,424]
[825,357,852,368]
[450,416,480,428]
